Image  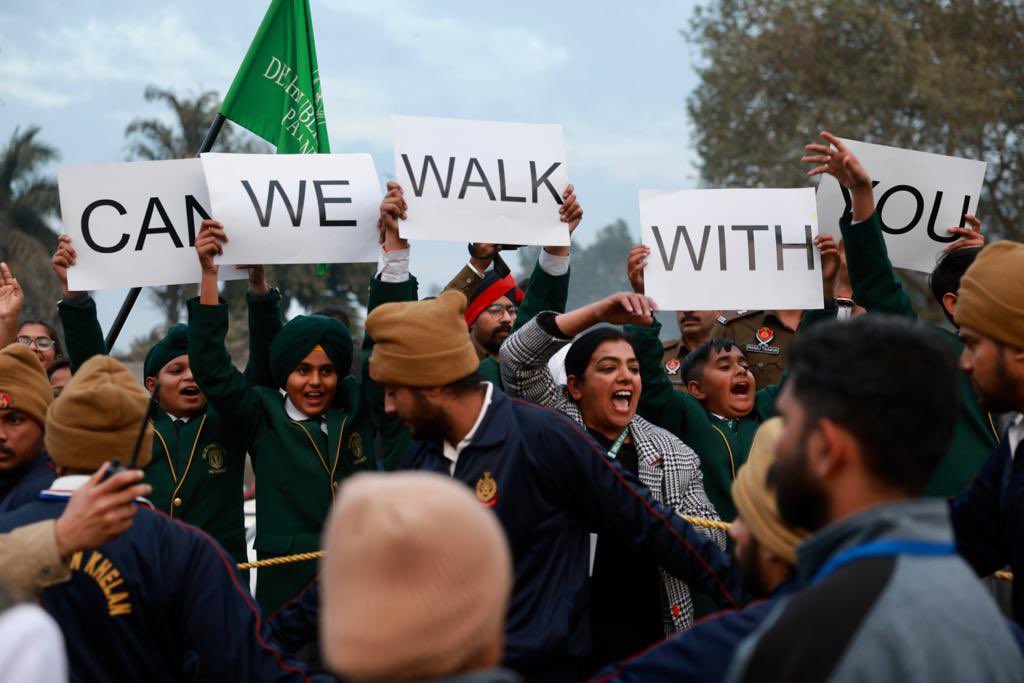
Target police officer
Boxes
[710,309,803,389]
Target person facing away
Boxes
[320,471,517,683]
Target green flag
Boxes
[221,0,329,154]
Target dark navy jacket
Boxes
[950,429,1024,623]
[267,580,320,655]
[0,482,322,683]
[591,580,797,683]
[404,387,743,676]
[0,452,54,514]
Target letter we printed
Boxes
[640,188,823,311]
[57,159,247,291]
[391,115,570,246]
[815,139,986,273]
[200,153,381,266]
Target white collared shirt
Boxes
[442,382,494,476]
[284,396,328,435]
[165,413,192,424]
[1008,413,1024,460]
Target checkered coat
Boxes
[500,316,726,633]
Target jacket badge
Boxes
[349,433,366,465]
[476,471,498,507]
[0,391,11,409]
[202,443,227,474]
[755,327,775,345]
[664,359,681,376]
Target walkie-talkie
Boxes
[102,382,160,481]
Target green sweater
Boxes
[839,211,1000,496]
[187,295,388,614]
[57,295,250,565]
[627,320,780,521]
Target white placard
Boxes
[816,139,987,273]
[57,159,246,291]
[391,115,570,246]
[200,153,382,265]
[641,188,823,311]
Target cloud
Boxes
[316,0,568,82]
[0,9,234,109]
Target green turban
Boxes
[144,324,189,379]
[269,315,354,388]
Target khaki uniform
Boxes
[0,521,69,601]
[444,263,484,299]
[711,311,798,389]
[660,339,693,391]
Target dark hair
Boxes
[929,247,981,325]
[787,316,960,495]
[46,357,71,379]
[564,328,637,380]
[441,372,485,396]
[680,339,739,384]
[312,305,351,329]
[18,319,63,358]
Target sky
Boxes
[0,0,703,349]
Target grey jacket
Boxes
[500,315,725,632]
[726,499,1024,683]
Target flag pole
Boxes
[103,113,227,351]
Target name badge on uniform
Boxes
[665,359,681,376]
[746,326,781,355]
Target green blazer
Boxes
[57,294,251,564]
[839,211,1000,496]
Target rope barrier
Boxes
[233,516,1015,584]
[237,551,324,570]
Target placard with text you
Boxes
[640,188,824,311]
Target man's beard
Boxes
[406,393,449,441]
[482,324,512,355]
[771,437,829,534]
[973,352,1019,413]
[737,535,773,598]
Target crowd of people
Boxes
[0,132,1022,682]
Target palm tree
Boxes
[0,127,62,321]
[124,85,270,328]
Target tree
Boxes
[124,86,270,329]
[0,127,61,322]
[686,0,1024,318]
[517,219,636,311]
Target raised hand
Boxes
[195,219,227,275]
[378,181,409,250]
[0,262,25,322]
[815,234,840,301]
[54,463,152,558]
[944,214,985,254]
[590,292,657,327]
[51,235,81,298]
[802,131,872,190]
[626,245,650,294]
[560,184,583,234]
[233,264,269,295]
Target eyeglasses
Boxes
[483,304,517,318]
[16,336,56,351]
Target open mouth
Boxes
[730,381,751,396]
[304,391,325,403]
[611,390,633,413]
[180,386,201,398]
